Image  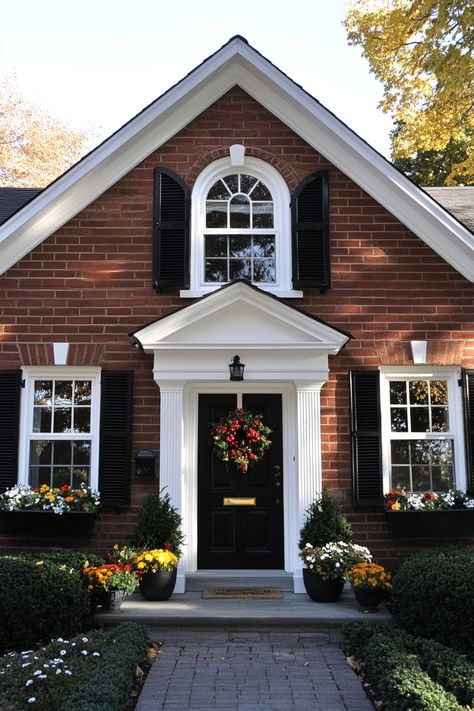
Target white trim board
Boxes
[0,37,473,280]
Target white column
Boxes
[158,381,186,593]
[294,381,324,592]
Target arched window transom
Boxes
[204,173,275,284]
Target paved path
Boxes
[136,630,373,711]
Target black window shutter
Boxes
[291,171,330,290]
[153,168,190,290]
[350,371,383,506]
[0,370,22,492]
[463,370,474,494]
[99,371,133,506]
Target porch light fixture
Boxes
[229,355,245,381]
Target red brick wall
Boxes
[1,87,473,562]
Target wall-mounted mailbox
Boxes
[135,450,157,477]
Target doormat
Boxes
[202,588,283,599]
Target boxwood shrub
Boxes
[391,548,474,656]
[0,557,89,653]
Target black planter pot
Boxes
[386,509,474,537]
[0,510,96,536]
[139,568,177,601]
[302,569,345,602]
[353,587,383,613]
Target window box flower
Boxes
[0,484,100,536]
[384,489,474,537]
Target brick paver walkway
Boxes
[136,632,373,710]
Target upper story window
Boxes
[204,173,275,284]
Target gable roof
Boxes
[0,36,473,280]
[425,187,474,234]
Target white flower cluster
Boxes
[300,540,372,580]
[0,483,100,514]
[405,490,474,511]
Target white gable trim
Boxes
[1,37,473,280]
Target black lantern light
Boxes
[229,355,245,381]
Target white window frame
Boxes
[181,156,303,298]
[379,366,467,494]
[17,366,101,490]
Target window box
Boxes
[386,509,474,537]
[0,510,96,536]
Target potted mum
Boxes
[133,546,179,601]
[299,541,372,602]
[83,561,137,611]
[384,488,474,537]
[347,562,392,612]
[0,483,100,535]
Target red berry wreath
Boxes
[210,408,272,473]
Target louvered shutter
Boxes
[463,370,474,493]
[291,171,330,290]
[99,371,133,506]
[350,371,383,506]
[0,370,21,492]
[153,168,190,290]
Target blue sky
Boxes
[0,0,393,157]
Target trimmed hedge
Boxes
[343,621,474,711]
[391,548,474,656]
[0,557,89,653]
[61,623,150,711]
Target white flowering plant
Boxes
[299,541,372,581]
[384,488,474,511]
[0,484,100,514]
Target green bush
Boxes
[391,548,474,656]
[413,637,474,707]
[61,623,150,711]
[128,490,184,556]
[21,547,104,572]
[299,490,352,549]
[0,557,89,653]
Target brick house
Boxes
[0,37,473,593]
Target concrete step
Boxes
[185,570,294,591]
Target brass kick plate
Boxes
[223,497,256,506]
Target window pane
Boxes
[432,440,453,465]
[252,236,274,258]
[33,407,52,433]
[410,440,431,464]
[73,441,91,466]
[54,381,73,407]
[29,466,49,488]
[389,381,406,405]
[205,259,227,282]
[223,175,238,193]
[391,408,408,432]
[412,466,430,490]
[430,380,448,405]
[73,408,90,433]
[207,179,230,200]
[34,381,52,406]
[52,467,71,488]
[53,440,71,465]
[206,202,227,228]
[240,174,258,194]
[409,380,428,405]
[252,203,274,228]
[229,236,251,258]
[432,407,449,432]
[229,260,251,281]
[72,468,89,487]
[229,195,250,228]
[205,235,227,258]
[75,381,92,404]
[250,181,272,200]
[411,407,430,432]
[432,466,453,491]
[30,440,52,466]
[391,466,410,490]
[391,440,409,464]
[253,260,276,283]
[53,408,72,433]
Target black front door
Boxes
[198,393,283,569]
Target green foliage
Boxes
[343,621,474,710]
[128,490,185,557]
[0,557,89,654]
[298,490,352,549]
[392,132,473,186]
[391,548,474,656]
[0,624,149,710]
[61,623,150,711]
[21,547,104,572]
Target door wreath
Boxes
[210,407,272,473]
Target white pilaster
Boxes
[158,381,186,592]
[294,381,324,592]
